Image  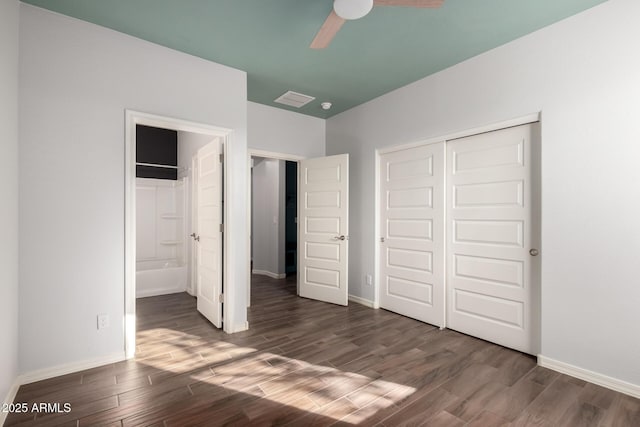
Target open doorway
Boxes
[250,156,298,303]
[125,111,231,359]
[247,151,302,307]
[250,157,298,279]
[246,151,351,309]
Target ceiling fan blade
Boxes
[310,10,346,49]
[373,0,444,8]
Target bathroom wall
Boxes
[136,178,185,264]
[136,178,186,297]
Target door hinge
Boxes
[219,153,224,163]
[219,293,224,302]
[219,223,224,233]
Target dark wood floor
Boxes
[6,275,640,426]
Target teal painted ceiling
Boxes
[22,0,607,118]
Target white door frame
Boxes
[374,112,541,329]
[125,110,232,359]
[246,149,304,308]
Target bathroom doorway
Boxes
[125,111,232,359]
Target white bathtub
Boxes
[136,260,187,298]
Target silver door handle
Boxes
[529,248,539,256]
[333,235,346,241]
[195,235,200,242]
[380,237,385,243]
[190,233,197,239]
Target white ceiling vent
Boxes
[274,90,315,108]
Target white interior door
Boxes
[446,123,540,354]
[379,143,445,326]
[196,139,223,327]
[298,154,349,306]
[188,156,198,296]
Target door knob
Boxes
[333,235,346,241]
[190,233,196,239]
[529,248,539,256]
[195,235,200,242]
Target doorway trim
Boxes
[246,149,304,308]
[125,110,232,359]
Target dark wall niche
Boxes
[136,125,178,180]
[285,161,298,275]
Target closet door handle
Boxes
[333,235,346,241]
[529,248,539,256]
[195,235,200,242]
[190,233,197,239]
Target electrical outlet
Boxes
[366,274,372,286]
[97,314,109,330]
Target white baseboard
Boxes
[538,355,640,399]
[252,270,286,279]
[0,378,21,425]
[136,287,187,298]
[348,294,376,308]
[18,352,126,386]
[225,320,249,334]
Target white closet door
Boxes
[299,154,349,306]
[379,143,445,327]
[446,123,540,354]
[196,139,223,328]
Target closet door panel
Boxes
[379,143,445,327]
[446,123,540,355]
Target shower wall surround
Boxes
[136,177,187,297]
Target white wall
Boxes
[0,0,20,409]
[252,158,286,277]
[248,101,325,158]
[326,0,640,387]
[19,4,248,374]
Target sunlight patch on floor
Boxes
[197,347,414,422]
[136,330,416,423]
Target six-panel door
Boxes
[196,139,223,328]
[379,143,445,327]
[377,123,540,354]
[446,124,539,354]
[299,154,350,306]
